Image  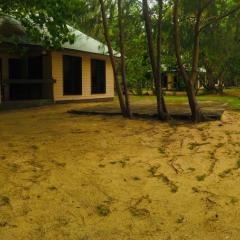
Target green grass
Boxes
[224,88,240,97]
[127,92,240,110]
[198,95,240,109]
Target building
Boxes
[162,68,206,92]
[0,17,115,105]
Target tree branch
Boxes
[173,0,189,82]
[200,4,240,31]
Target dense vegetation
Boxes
[0,0,239,121]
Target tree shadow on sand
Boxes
[68,109,224,122]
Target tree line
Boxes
[97,0,240,122]
[1,0,240,122]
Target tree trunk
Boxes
[142,0,168,120]
[173,0,204,122]
[118,0,132,118]
[99,0,127,117]
[156,0,168,117]
[185,81,203,122]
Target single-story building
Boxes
[161,67,206,91]
[0,17,115,105]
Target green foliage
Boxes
[0,0,76,48]
[1,0,240,91]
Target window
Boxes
[63,55,82,95]
[9,58,27,79]
[91,59,106,94]
[9,56,43,79]
[28,56,43,79]
[8,56,43,100]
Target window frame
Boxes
[91,59,106,94]
[63,55,82,96]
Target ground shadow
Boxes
[68,109,224,122]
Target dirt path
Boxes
[0,103,240,240]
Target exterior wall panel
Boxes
[51,51,114,101]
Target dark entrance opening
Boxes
[63,55,82,95]
[9,56,43,100]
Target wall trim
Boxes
[55,97,114,104]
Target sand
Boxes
[0,102,240,240]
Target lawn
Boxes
[0,97,240,240]
[128,92,240,110]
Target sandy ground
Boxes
[0,102,240,240]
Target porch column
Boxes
[43,52,53,99]
[2,54,9,101]
[82,56,91,97]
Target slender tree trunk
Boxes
[142,0,168,120]
[99,0,127,117]
[173,0,204,122]
[118,0,132,118]
[156,0,168,116]
[189,10,204,121]
[191,12,201,85]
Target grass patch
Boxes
[148,165,160,176]
[0,155,6,161]
[0,196,10,206]
[192,187,199,193]
[215,143,225,148]
[98,164,105,168]
[230,197,239,204]
[31,145,39,150]
[128,93,240,110]
[218,161,240,179]
[236,160,240,169]
[188,142,209,150]
[176,215,185,224]
[158,174,178,193]
[218,169,232,178]
[158,147,166,154]
[129,207,150,218]
[96,204,111,217]
[132,176,141,181]
[110,157,130,168]
[196,174,207,181]
[48,186,57,191]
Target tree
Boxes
[173,0,240,122]
[200,2,240,92]
[142,0,168,120]
[118,0,132,118]
[70,0,154,97]
[173,0,204,122]
[0,0,76,48]
[99,0,130,118]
